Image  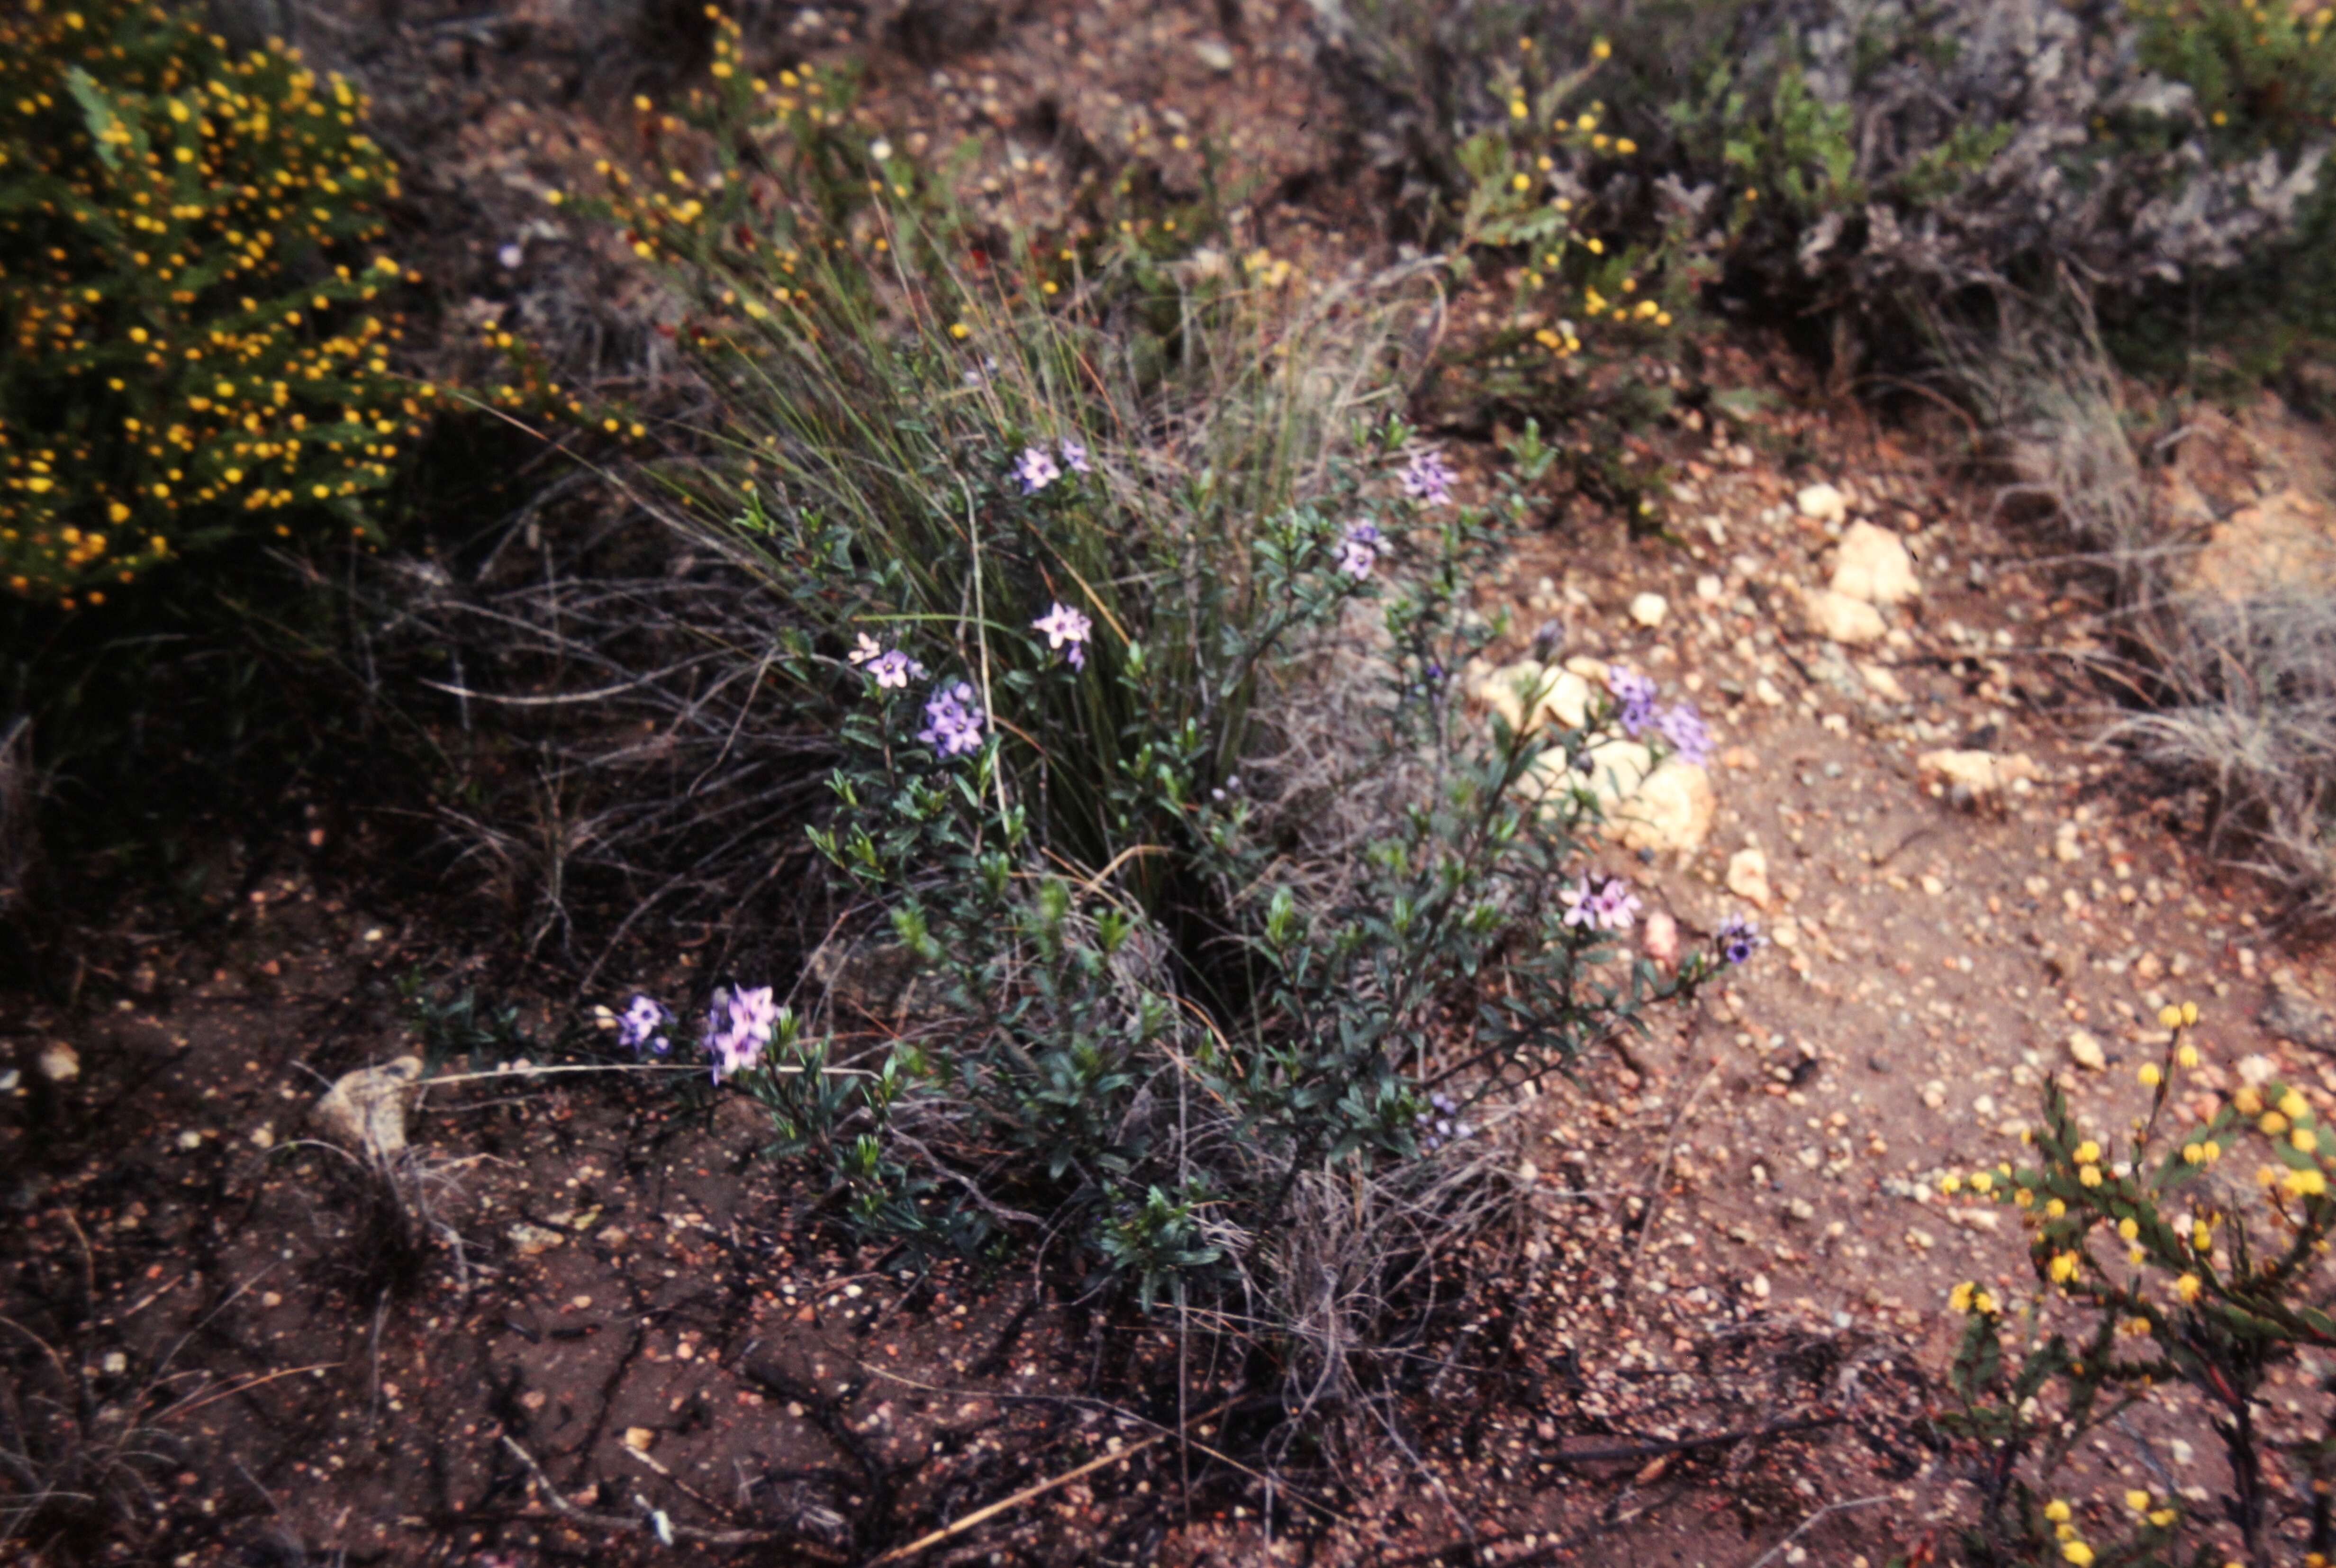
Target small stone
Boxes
[312,1057,424,1159]
[507,1222,567,1257]
[249,1123,274,1150]
[1695,574,1723,602]
[1918,749,2041,801]
[622,1427,657,1452]
[1784,1197,1815,1223]
[37,1042,79,1083]
[2066,1030,2107,1071]
[1642,911,1680,966]
[1920,1080,1947,1111]
[176,1130,203,1151]
[1607,761,1715,853]
[1753,676,1786,707]
[1726,847,1772,907]
[2053,823,2083,863]
[1920,874,1945,896]
[1795,482,1847,524]
[1473,660,1591,736]
[1829,521,1920,606]
[598,1226,630,1248]
[1857,662,1909,703]
[1191,37,1235,73]
[1748,1272,1772,1300]
[1801,587,1886,645]
[1628,591,1668,627]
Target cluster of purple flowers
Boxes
[1014,440,1093,496]
[1655,702,1713,766]
[848,632,926,690]
[1716,913,1765,966]
[1606,669,1715,767]
[1032,601,1093,669]
[1607,668,1659,735]
[918,681,988,758]
[1336,520,1382,580]
[616,994,673,1057]
[1561,875,1642,933]
[1420,1091,1475,1152]
[1399,448,1456,507]
[704,984,777,1082]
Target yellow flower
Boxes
[2297,1127,2320,1153]
[2148,1508,2176,1527]
[2079,1164,2102,1187]
[2063,1542,2094,1565]
[2182,1001,2199,1025]
[1938,1173,1963,1195]
[1949,1281,1974,1313]
[2176,1273,2202,1303]
[2125,1489,2152,1512]
[2073,1140,2101,1164]
[2264,1112,2292,1135]
[2283,1168,2327,1199]
[2236,1088,2263,1116]
[1510,99,1528,121]
[2139,1063,2162,1088]
[2049,1251,2081,1284]
[949,322,970,340]
[2159,1004,2183,1028]
[2045,1197,2067,1218]
[1970,1171,1993,1194]
[2193,1219,2212,1251]
[2282,1089,2308,1121]
[1511,173,1531,191]
[2178,1044,2200,1069]
[1585,237,1603,254]
[2182,1143,2204,1165]
[2044,1500,2071,1523]
[2117,1217,2139,1241]
[1615,137,1638,154]
[1592,37,1612,59]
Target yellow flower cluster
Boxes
[0,0,424,606]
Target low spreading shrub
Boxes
[0,0,432,607]
[408,16,1752,1370]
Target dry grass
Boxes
[1945,294,2336,923]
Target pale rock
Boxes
[1695,574,1724,603]
[37,1042,79,1083]
[1749,1272,1772,1300]
[1575,738,1655,814]
[507,1222,566,1257]
[1628,591,1668,628]
[1474,660,1591,736]
[1562,654,1610,682]
[1795,482,1847,524]
[2053,822,2083,863]
[1858,662,1909,703]
[1752,676,1785,707]
[2237,1053,2278,1087]
[1643,910,1681,965]
[1192,38,1235,73]
[1829,521,1920,606]
[313,1055,425,1159]
[1608,761,1715,853]
[1919,749,2041,800]
[622,1426,658,1452]
[1802,587,1887,645]
[1726,847,1772,907]
[2066,1030,2106,1071]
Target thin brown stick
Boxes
[865,1396,1242,1564]
[1554,1413,1846,1466]
[498,1434,812,1552]
[1743,1493,1888,1568]
[1623,1057,1721,1299]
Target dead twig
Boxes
[1743,1493,1888,1568]
[499,1434,820,1553]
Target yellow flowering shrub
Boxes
[0,0,431,607]
[1937,1003,2336,1565]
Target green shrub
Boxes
[1942,1003,2336,1566]
[517,14,1747,1321]
[0,0,433,607]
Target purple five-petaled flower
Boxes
[848,632,924,689]
[1399,448,1456,507]
[1562,874,1641,933]
[1607,668,1658,737]
[1059,439,1092,474]
[917,681,987,759]
[1337,520,1382,580]
[1015,445,1062,495]
[1032,601,1093,669]
[1716,913,1765,966]
[704,984,776,1082]
[1656,702,1713,766]
[617,994,673,1057]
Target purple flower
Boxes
[705,984,777,1082]
[1398,449,1456,507]
[1655,703,1712,766]
[847,632,882,666]
[1014,445,1062,495]
[1336,520,1381,580]
[1607,668,1658,736]
[1031,601,1093,669]
[1059,439,1092,474]
[617,994,673,1057]
[917,681,987,759]
[1562,875,1640,933]
[1717,914,1765,966]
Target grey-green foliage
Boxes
[1311,0,2329,316]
